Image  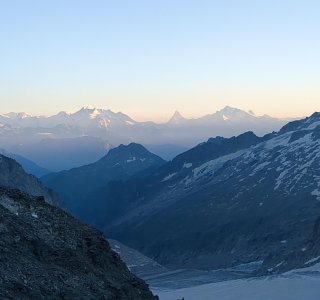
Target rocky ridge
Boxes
[0,154,58,204]
[0,187,157,300]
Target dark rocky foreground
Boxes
[0,187,157,300]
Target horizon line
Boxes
[0,105,308,124]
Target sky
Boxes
[0,0,319,122]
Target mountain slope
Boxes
[108,239,167,277]
[0,148,50,177]
[0,154,58,204]
[93,131,264,228]
[260,216,320,274]
[0,187,157,300]
[42,143,165,223]
[104,112,320,269]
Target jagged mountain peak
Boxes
[168,111,186,124]
[197,106,254,123]
[74,107,103,116]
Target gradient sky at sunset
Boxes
[1,0,319,121]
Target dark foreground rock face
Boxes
[0,188,157,300]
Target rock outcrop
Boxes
[0,187,157,300]
[260,217,320,274]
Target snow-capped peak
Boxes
[3,112,32,119]
[219,106,244,115]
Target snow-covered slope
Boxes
[156,265,320,300]
[108,239,167,277]
[104,112,320,270]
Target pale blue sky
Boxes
[0,0,319,121]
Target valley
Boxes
[1,109,320,299]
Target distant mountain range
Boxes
[0,106,290,170]
[40,111,320,270]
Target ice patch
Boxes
[311,189,320,201]
[304,256,320,265]
[127,157,137,163]
[250,162,271,176]
[223,114,230,121]
[264,134,290,150]
[307,120,320,130]
[183,162,193,169]
[162,173,177,182]
[193,150,245,180]
[0,195,19,215]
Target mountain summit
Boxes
[168,111,187,124]
[42,143,165,223]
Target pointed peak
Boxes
[168,111,186,124]
[173,110,183,117]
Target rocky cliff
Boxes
[0,187,157,300]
